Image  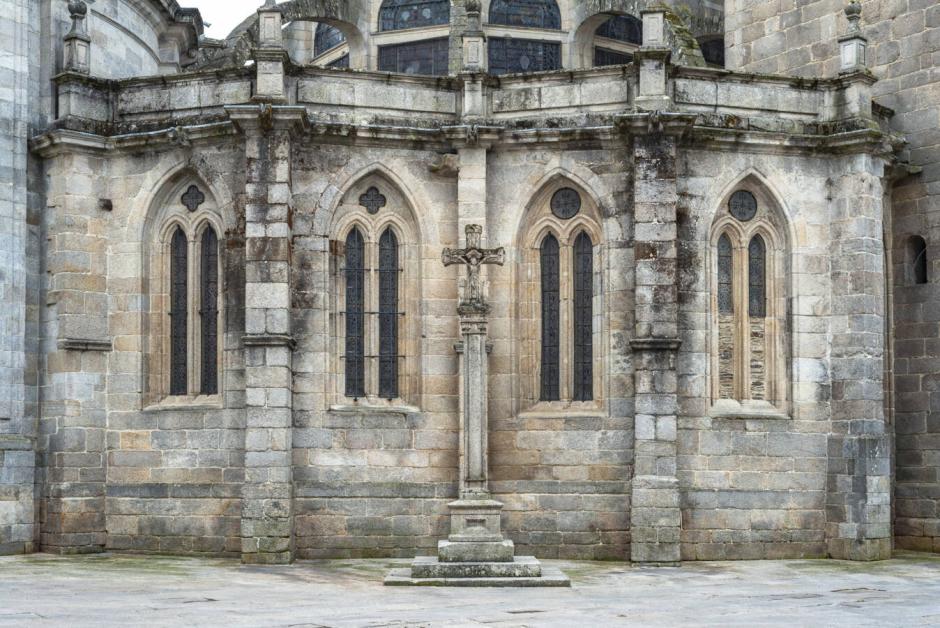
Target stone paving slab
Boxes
[1,553,939,626]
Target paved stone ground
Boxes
[1,553,939,626]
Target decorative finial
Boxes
[261,0,276,8]
[66,0,89,38]
[466,0,481,14]
[845,1,862,33]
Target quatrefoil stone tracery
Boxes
[359,187,387,215]
[181,185,205,212]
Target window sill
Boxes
[329,402,420,415]
[518,401,605,419]
[143,396,223,413]
[708,400,789,421]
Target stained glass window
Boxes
[378,229,400,399]
[718,233,733,315]
[596,14,642,44]
[911,236,928,285]
[200,227,219,396]
[594,47,633,67]
[378,38,449,75]
[379,0,449,31]
[314,23,346,56]
[345,228,366,398]
[748,235,766,318]
[488,38,561,75]
[573,232,594,402]
[540,234,560,401]
[170,227,188,396]
[489,0,561,29]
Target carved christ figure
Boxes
[442,224,505,308]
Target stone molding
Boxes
[629,338,682,352]
[57,338,112,352]
[243,334,296,350]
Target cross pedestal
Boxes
[385,226,569,587]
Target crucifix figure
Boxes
[442,224,505,314]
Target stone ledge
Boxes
[384,564,571,587]
[243,334,296,349]
[58,338,112,352]
[630,338,683,351]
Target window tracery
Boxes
[314,23,346,56]
[488,38,561,75]
[711,187,787,412]
[378,38,449,75]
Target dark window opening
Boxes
[327,54,350,68]
[314,23,346,56]
[488,37,561,75]
[378,229,400,399]
[910,235,928,285]
[199,227,219,396]
[345,228,366,398]
[593,47,633,67]
[699,38,725,67]
[748,235,766,318]
[170,227,188,396]
[596,14,641,45]
[573,232,594,402]
[378,38,449,75]
[540,234,560,401]
[718,233,733,315]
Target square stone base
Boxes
[384,560,571,587]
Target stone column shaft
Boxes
[457,317,489,494]
[229,105,305,564]
[630,130,682,564]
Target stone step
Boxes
[411,556,541,579]
[384,565,571,588]
[438,539,515,563]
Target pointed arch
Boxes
[708,170,791,414]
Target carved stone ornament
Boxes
[181,185,206,212]
[551,187,581,220]
[359,186,387,214]
[729,190,758,222]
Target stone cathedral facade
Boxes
[0,0,938,565]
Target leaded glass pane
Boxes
[378,38,449,75]
[717,233,733,315]
[488,38,561,75]
[489,0,561,29]
[540,234,560,401]
[379,0,449,31]
[748,235,766,318]
[200,227,219,396]
[314,23,346,56]
[170,228,188,396]
[573,232,594,402]
[596,14,642,44]
[345,229,366,398]
[593,47,633,67]
[378,229,400,400]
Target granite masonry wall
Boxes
[724,0,940,555]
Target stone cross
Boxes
[442,224,505,314]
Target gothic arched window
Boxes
[540,234,560,401]
[712,188,786,411]
[165,219,222,398]
[379,0,450,31]
[489,0,561,29]
[344,228,366,398]
[314,23,346,56]
[908,235,928,285]
[523,185,602,406]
